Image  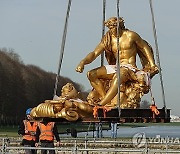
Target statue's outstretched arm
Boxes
[76,42,105,73]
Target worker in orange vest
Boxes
[35,120,60,154]
[18,108,38,154]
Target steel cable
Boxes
[149,0,167,117]
[53,0,72,97]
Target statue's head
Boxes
[104,17,125,29]
[61,83,79,99]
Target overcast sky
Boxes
[0,0,180,116]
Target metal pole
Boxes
[114,122,117,138]
[111,123,114,138]
[116,0,121,118]
[101,0,106,66]
[85,135,88,154]
[95,123,99,138]
[74,140,77,154]
[99,122,103,138]
[2,138,6,154]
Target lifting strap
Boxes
[148,0,167,117]
[100,0,106,66]
[149,79,160,116]
[116,0,121,118]
[53,0,72,97]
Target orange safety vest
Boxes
[38,122,55,141]
[23,120,38,141]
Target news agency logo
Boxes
[132,132,146,147]
[132,133,180,147]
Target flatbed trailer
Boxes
[38,108,170,123]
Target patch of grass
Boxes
[0,126,19,137]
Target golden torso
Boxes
[111,30,137,67]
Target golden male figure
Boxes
[76,17,158,106]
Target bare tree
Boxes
[0,49,85,124]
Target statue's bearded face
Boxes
[105,17,117,29]
[104,17,125,30]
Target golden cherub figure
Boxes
[30,83,94,121]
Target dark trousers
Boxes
[40,142,55,154]
[24,144,37,154]
[23,140,37,154]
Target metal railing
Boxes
[1,137,180,154]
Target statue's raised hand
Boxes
[76,62,84,73]
[150,65,159,77]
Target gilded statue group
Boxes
[30,17,159,121]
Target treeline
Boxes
[0,48,87,125]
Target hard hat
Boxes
[26,108,32,115]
